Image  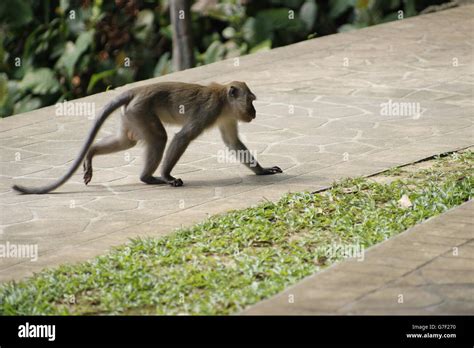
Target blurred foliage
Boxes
[0,0,451,117]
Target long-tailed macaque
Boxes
[12,81,282,194]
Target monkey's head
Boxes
[226,81,257,122]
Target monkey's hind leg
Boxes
[83,133,137,185]
[138,118,181,186]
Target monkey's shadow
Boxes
[45,174,296,194]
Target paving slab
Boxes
[1,6,473,282]
[242,200,474,315]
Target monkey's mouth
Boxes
[245,111,256,122]
[245,116,255,122]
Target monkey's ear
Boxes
[228,86,238,98]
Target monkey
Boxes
[12,81,282,194]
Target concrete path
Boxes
[0,6,473,282]
[243,200,474,315]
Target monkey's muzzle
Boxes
[245,115,255,122]
[246,108,256,122]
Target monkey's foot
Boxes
[166,178,183,187]
[160,175,184,187]
[141,176,167,185]
[83,167,93,185]
[258,166,283,175]
[141,176,183,186]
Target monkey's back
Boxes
[130,82,226,126]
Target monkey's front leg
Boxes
[230,139,283,175]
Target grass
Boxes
[0,150,472,315]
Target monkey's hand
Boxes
[257,166,283,175]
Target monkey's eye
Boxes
[229,86,238,98]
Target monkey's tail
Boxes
[12,91,134,194]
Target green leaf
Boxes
[403,0,417,17]
[133,9,155,42]
[0,0,33,28]
[87,69,116,94]
[19,68,60,95]
[0,73,7,105]
[329,0,355,19]
[356,0,370,9]
[239,42,249,55]
[338,23,359,32]
[256,8,298,31]
[203,41,226,65]
[242,17,259,45]
[381,12,400,23]
[269,0,305,7]
[299,0,317,31]
[60,0,71,12]
[113,67,135,86]
[153,52,172,77]
[387,0,401,11]
[249,40,272,54]
[55,30,94,78]
[245,8,304,46]
[159,25,173,40]
[13,95,43,114]
[0,32,5,68]
[222,27,236,40]
[224,41,241,59]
